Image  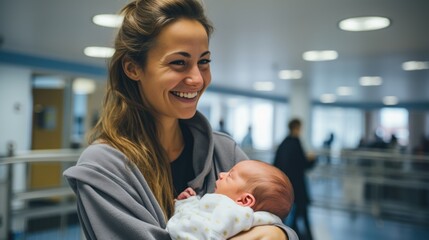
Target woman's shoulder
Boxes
[212,131,248,168]
[79,143,123,159]
[212,131,240,158]
[64,143,142,188]
[212,131,237,146]
[75,143,129,171]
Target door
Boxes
[30,88,64,189]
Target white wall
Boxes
[0,64,33,194]
[0,64,32,155]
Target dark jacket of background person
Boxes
[273,135,315,206]
[274,121,316,240]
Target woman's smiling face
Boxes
[137,18,211,121]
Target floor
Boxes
[13,225,80,240]
[11,206,428,240]
[10,164,429,240]
[308,207,429,240]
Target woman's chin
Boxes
[179,110,197,119]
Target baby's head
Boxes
[214,160,294,219]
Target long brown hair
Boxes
[88,0,213,218]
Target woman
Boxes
[64,0,297,239]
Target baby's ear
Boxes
[236,193,255,207]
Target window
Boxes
[380,108,409,146]
[312,106,364,151]
[198,92,288,150]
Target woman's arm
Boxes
[74,180,171,240]
[64,144,172,240]
[229,225,288,240]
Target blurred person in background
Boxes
[218,118,231,136]
[274,118,316,240]
[241,125,254,150]
[322,132,334,164]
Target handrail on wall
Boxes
[0,148,83,239]
[316,147,429,161]
[309,148,429,225]
[0,149,83,165]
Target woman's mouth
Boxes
[171,91,198,99]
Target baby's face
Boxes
[214,160,257,200]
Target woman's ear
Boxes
[236,193,256,208]
[123,58,143,81]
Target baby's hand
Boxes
[177,187,196,200]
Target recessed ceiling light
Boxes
[320,94,336,103]
[92,14,124,28]
[84,46,115,58]
[339,16,390,31]
[278,70,302,79]
[303,50,338,61]
[359,76,383,86]
[337,86,353,96]
[402,61,429,71]
[383,96,399,105]
[253,82,274,91]
[73,78,96,94]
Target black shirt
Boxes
[171,124,195,197]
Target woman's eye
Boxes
[170,60,186,66]
[198,59,211,65]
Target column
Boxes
[289,78,312,150]
[408,110,427,153]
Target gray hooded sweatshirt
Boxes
[63,112,298,240]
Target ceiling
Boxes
[1,0,429,105]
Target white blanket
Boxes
[166,194,282,240]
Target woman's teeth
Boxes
[172,91,198,99]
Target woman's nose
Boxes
[185,66,204,86]
[218,172,226,179]
[184,77,202,87]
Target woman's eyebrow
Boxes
[174,52,191,58]
[170,51,210,58]
[200,51,210,57]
